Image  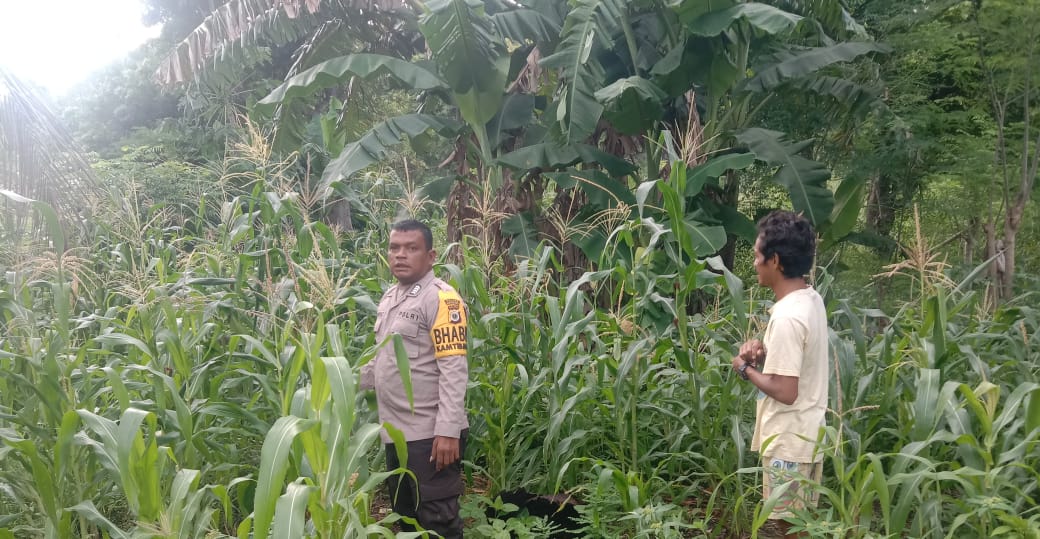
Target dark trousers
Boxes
[385,431,467,538]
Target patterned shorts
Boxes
[762,457,822,519]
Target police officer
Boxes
[360,219,469,538]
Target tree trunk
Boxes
[865,172,898,259]
[443,145,526,271]
[983,221,998,295]
[998,230,1015,300]
[545,186,589,283]
[326,197,354,232]
[997,196,1028,301]
[444,138,481,262]
[718,170,741,270]
[445,178,480,261]
[971,0,1038,303]
[963,219,975,263]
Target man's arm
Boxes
[732,317,806,405]
[359,361,375,391]
[431,352,467,470]
[432,353,468,439]
[362,302,388,392]
[733,354,799,405]
[428,289,469,470]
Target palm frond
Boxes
[0,68,98,224]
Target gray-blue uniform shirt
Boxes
[360,270,469,443]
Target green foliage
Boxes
[682,2,803,35]
[5,1,1040,537]
[745,42,892,92]
[497,143,637,177]
[460,494,560,538]
[255,54,448,117]
[539,0,625,144]
[319,114,464,192]
[1,135,1040,538]
[91,145,215,212]
[594,76,668,135]
[735,128,834,226]
[61,41,183,157]
[205,0,896,268]
[0,148,399,537]
[421,0,510,161]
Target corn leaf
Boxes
[252,416,317,538]
[272,482,313,539]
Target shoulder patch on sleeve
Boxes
[430,290,467,359]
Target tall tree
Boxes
[970,0,1040,301]
[840,0,1039,302]
[154,0,414,87]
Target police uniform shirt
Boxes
[360,270,469,443]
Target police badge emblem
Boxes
[443,297,463,323]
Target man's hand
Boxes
[430,435,460,471]
[739,339,766,367]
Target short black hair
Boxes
[391,219,434,250]
[757,211,816,278]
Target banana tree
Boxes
[398,0,884,272]
[207,0,889,268]
[254,0,614,257]
[528,0,891,262]
[154,0,424,232]
[154,0,415,88]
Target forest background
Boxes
[1,0,1039,537]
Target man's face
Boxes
[753,235,777,287]
[388,228,435,285]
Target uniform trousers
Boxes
[385,430,467,538]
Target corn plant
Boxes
[3,131,1040,539]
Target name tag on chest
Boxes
[396,310,421,322]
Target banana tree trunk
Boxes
[718,170,741,270]
[326,197,353,231]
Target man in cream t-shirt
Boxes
[731,210,828,537]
